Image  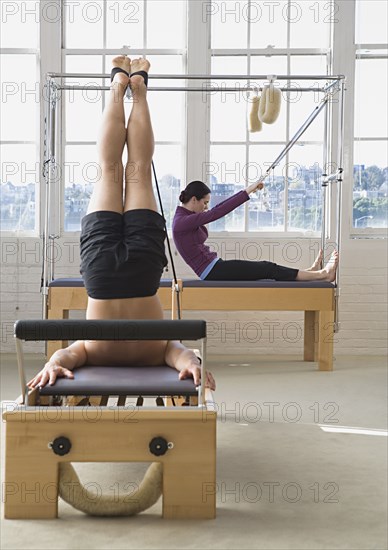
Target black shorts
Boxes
[80,209,167,299]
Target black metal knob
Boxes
[50,436,72,456]
[149,436,168,456]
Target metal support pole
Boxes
[258,99,329,189]
[41,82,51,318]
[42,78,57,318]
[334,79,346,332]
[255,80,340,186]
[199,338,207,408]
[321,99,330,266]
[49,234,58,282]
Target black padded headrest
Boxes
[15,319,206,341]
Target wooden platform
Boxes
[4,319,216,520]
[3,406,216,519]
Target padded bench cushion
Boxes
[49,278,334,289]
[49,278,172,288]
[39,365,197,397]
[182,279,335,289]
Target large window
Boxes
[208,0,331,233]
[0,2,39,231]
[353,1,388,230]
[62,0,187,231]
[1,1,386,237]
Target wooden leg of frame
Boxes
[304,311,318,362]
[317,310,335,371]
[4,423,59,519]
[162,415,216,519]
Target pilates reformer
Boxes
[3,319,216,519]
[41,72,345,370]
[46,278,335,371]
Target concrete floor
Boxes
[1,353,387,550]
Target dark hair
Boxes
[179,181,211,204]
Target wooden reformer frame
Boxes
[3,320,217,520]
[47,278,335,371]
[42,72,345,372]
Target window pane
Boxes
[289,1,331,48]
[106,0,144,48]
[248,145,286,231]
[287,145,323,232]
[209,145,246,231]
[356,0,388,44]
[65,56,104,142]
[250,56,288,143]
[148,91,184,141]
[64,144,184,231]
[0,0,38,48]
[289,56,327,142]
[64,145,97,231]
[210,89,247,142]
[147,1,186,48]
[1,144,37,231]
[211,0,248,49]
[153,144,183,229]
[146,55,185,142]
[0,54,37,142]
[65,0,104,48]
[353,141,388,229]
[355,58,388,138]
[66,55,103,74]
[211,57,248,142]
[147,55,185,80]
[250,0,288,48]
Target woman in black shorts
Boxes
[80,59,167,301]
[28,56,216,391]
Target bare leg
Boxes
[296,251,338,282]
[124,58,158,213]
[87,56,131,215]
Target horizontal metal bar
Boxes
[62,48,185,55]
[0,48,39,54]
[356,53,388,59]
[356,43,388,50]
[0,141,36,145]
[58,85,327,93]
[211,48,330,56]
[48,72,345,81]
[354,137,388,141]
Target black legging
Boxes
[204,259,299,281]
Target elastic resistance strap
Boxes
[151,160,181,320]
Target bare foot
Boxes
[307,249,323,271]
[111,55,131,87]
[129,57,150,92]
[322,251,339,282]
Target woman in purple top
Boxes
[172,180,338,282]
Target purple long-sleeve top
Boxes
[172,190,250,278]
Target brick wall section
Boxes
[1,236,387,356]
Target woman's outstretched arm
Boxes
[173,182,263,233]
